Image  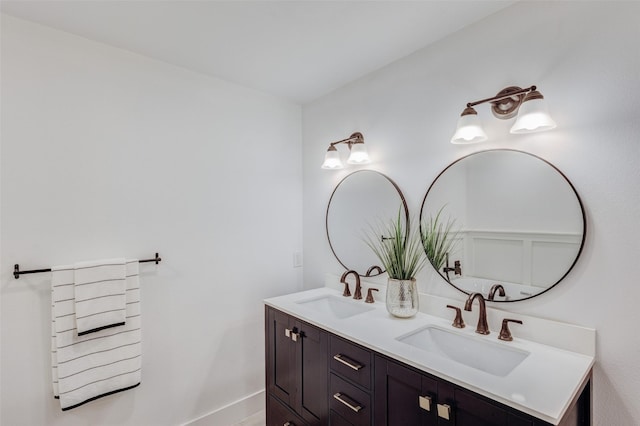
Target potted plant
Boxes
[363,210,426,318]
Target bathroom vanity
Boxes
[283,148,593,425]
[265,287,593,426]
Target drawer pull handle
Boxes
[283,422,294,426]
[419,395,432,412]
[333,392,363,413]
[437,403,451,420]
[333,354,363,371]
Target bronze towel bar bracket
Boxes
[13,252,162,279]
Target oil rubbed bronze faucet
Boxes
[365,265,383,277]
[488,284,506,301]
[464,292,490,335]
[340,270,363,300]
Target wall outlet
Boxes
[293,251,303,268]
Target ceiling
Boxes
[1,1,515,104]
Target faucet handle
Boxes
[499,318,523,341]
[341,281,351,297]
[446,305,465,329]
[453,260,462,276]
[365,288,379,303]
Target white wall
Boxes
[1,15,302,425]
[303,2,640,425]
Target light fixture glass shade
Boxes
[450,109,488,144]
[321,147,344,169]
[510,94,556,134]
[346,143,371,164]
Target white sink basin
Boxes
[296,295,374,319]
[396,325,530,377]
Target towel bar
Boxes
[13,252,162,279]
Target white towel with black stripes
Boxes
[51,260,141,411]
[74,258,127,336]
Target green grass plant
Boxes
[421,206,459,271]
[363,210,426,280]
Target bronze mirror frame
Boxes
[326,170,409,277]
[419,149,586,302]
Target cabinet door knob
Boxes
[285,327,300,341]
[283,422,294,426]
[437,403,451,420]
[419,395,432,411]
[333,392,363,413]
[333,353,363,371]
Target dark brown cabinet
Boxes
[266,306,591,426]
[266,307,329,425]
[374,355,590,426]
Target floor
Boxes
[235,410,265,426]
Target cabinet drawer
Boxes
[330,409,355,426]
[268,395,307,426]
[330,335,373,389]
[330,373,371,426]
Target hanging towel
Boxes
[51,260,141,411]
[74,258,127,336]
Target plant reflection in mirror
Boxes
[362,209,426,280]
[421,206,460,271]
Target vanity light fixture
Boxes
[321,132,371,169]
[451,85,556,144]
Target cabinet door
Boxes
[454,387,508,426]
[268,395,307,426]
[266,307,297,407]
[294,319,329,425]
[374,355,439,426]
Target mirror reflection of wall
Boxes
[420,150,585,302]
[326,170,408,276]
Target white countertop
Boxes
[264,286,594,425]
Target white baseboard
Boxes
[182,389,265,426]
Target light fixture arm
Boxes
[466,85,537,108]
[329,132,364,150]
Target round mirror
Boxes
[420,149,585,302]
[327,170,408,276]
